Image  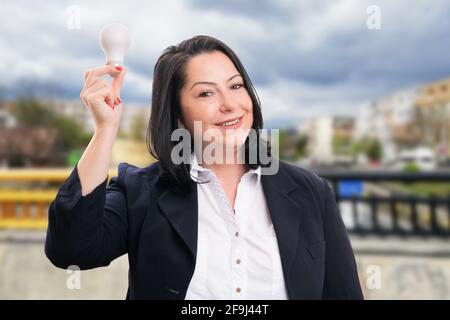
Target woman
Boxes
[45,35,363,300]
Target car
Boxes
[393,147,437,171]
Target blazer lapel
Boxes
[157,184,198,259]
[261,163,306,298]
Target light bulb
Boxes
[99,23,131,66]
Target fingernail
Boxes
[115,66,123,71]
[116,97,122,104]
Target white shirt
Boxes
[185,153,288,300]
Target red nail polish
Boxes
[116,97,122,104]
[115,66,123,71]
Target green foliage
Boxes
[403,162,420,173]
[278,130,309,161]
[367,138,382,161]
[67,149,82,167]
[11,98,90,151]
[355,136,383,161]
[396,182,450,197]
[11,98,56,126]
[295,134,309,159]
[52,116,87,150]
[333,135,352,155]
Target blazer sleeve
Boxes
[321,179,364,299]
[45,162,129,270]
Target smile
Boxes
[215,115,244,129]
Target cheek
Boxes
[244,97,254,126]
[247,112,254,127]
[182,104,210,125]
[183,107,219,139]
[243,93,253,111]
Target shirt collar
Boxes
[189,152,261,185]
[189,152,212,181]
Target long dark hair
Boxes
[147,35,270,191]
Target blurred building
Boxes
[0,99,151,167]
[355,88,423,163]
[354,78,450,164]
[415,77,450,161]
[303,116,333,163]
[0,101,17,129]
[0,127,63,167]
[303,116,355,164]
[47,99,150,136]
[46,99,95,132]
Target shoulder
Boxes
[278,160,329,193]
[275,160,334,213]
[115,161,163,188]
[276,160,337,224]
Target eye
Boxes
[198,91,213,98]
[232,83,244,90]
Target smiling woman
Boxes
[148,36,268,191]
[45,35,363,300]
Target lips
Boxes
[215,115,244,128]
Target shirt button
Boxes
[236,288,241,293]
[236,259,241,265]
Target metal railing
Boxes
[2,167,449,236]
[318,170,450,237]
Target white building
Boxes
[355,87,422,163]
[304,116,334,164]
[0,108,17,129]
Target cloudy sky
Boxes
[1,0,449,127]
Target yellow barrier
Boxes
[0,169,118,182]
[0,168,117,229]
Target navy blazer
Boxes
[45,160,363,300]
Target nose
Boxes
[219,91,238,113]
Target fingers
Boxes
[83,84,115,109]
[81,65,127,110]
[82,80,109,97]
[112,67,127,99]
[80,80,109,107]
[84,64,122,88]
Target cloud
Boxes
[0,0,449,127]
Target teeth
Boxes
[221,118,239,127]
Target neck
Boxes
[202,161,248,181]
[196,147,248,181]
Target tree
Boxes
[10,98,90,151]
[333,135,352,156]
[367,138,382,161]
[52,116,88,150]
[10,98,56,127]
[295,134,309,159]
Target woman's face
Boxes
[179,50,253,155]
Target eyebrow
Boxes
[190,74,242,90]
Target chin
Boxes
[223,129,250,149]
